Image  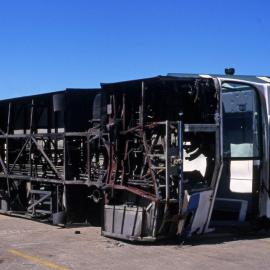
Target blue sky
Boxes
[0,0,269,99]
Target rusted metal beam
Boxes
[106,184,158,202]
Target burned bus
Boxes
[0,73,270,242]
[101,74,270,241]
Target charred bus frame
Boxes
[0,89,107,225]
[101,74,270,241]
[0,73,270,242]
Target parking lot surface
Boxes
[1,214,270,270]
